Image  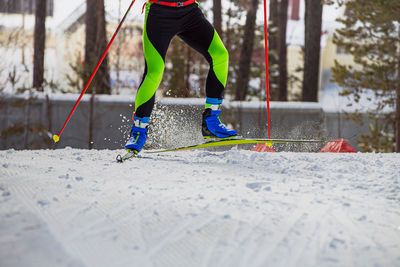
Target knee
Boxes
[212,43,229,66]
[220,45,229,64]
[208,31,229,69]
[146,62,165,85]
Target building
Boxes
[55,1,144,94]
[0,0,144,94]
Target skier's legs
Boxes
[134,3,175,119]
[126,3,176,151]
[128,3,235,150]
[178,10,236,138]
[178,9,229,100]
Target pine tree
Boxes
[331,0,400,152]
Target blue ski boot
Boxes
[202,98,237,139]
[125,116,149,153]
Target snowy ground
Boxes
[0,148,399,267]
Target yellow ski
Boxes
[147,138,329,154]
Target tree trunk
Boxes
[302,0,323,102]
[289,0,300,20]
[115,0,122,94]
[85,0,110,94]
[46,94,52,141]
[185,46,192,93]
[23,90,32,149]
[267,0,279,100]
[396,29,400,152]
[234,0,259,101]
[33,0,46,91]
[277,0,288,101]
[225,7,231,51]
[89,91,95,149]
[269,0,279,52]
[213,0,222,36]
[21,0,26,65]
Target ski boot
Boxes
[125,116,149,154]
[202,98,237,140]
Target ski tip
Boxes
[116,149,138,163]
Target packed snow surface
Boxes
[0,148,399,267]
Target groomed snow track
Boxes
[0,148,399,267]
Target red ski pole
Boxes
[263,0,271,139]
[53,0,136,143]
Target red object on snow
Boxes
[252,144,277,152]
[320,139,357,153]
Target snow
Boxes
[1,148,400,267]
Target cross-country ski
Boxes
[117,138,330,162]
